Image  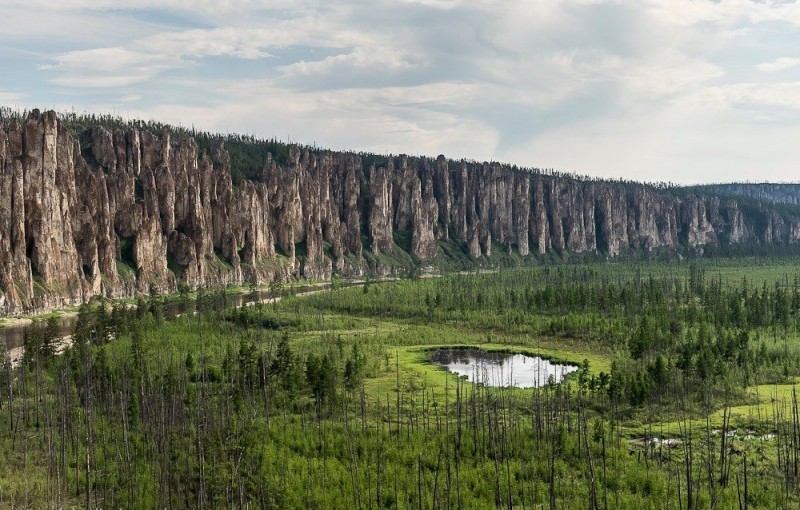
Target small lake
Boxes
[429,348,578,388]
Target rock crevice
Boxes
[2,110,799,313]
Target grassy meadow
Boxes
[4,256,800,508]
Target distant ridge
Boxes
[690,183,800,206]
[3,108,800,313]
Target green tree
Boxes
[344,343,366,392]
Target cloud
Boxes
[114,78,500,160]
[0,0,312,13]
[280,46,419,78]
[2,0,800,183]
[41,14,377,88]
[757,57,800,73]
[623,53,724,98]
[642,0,800,28]
[45,46,183,87]
[717,82,800,110]
[0,90,24,103]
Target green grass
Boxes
[366,341,612,404]
[643,379,800,435]
[9,257,800,508]
[116,259,136,279]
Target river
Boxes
[0,282,340,353]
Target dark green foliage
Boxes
[306,352,337,406]
[5,260,800,508]
[343,343,366,392]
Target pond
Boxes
[429,348,578,388]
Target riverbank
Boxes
[1,277,378,366]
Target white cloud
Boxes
[3,0,800,183]
[500,99,800,184]
[643,0,800,28]
[717,82,800,110]
[45,46,183,87]
[624,54,724,98]
[42,17,378,88]
[0,5,163,49]
[0,0,313,13]
[399,0,463,8]
[0,91,24,103]
[280,46,419,77]
[757,57,800,73]
[115,79,499,160]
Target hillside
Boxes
[692,183,800,206]
[2,108,800,313]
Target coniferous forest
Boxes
[4,258,800,508]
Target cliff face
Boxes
[2,110,800,313]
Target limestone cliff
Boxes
[2,110,800,313]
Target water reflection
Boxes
[0,285,320,351]
[430,348,578,388]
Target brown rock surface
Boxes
[2,109,800,313]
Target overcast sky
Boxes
[1,0,799,184]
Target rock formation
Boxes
[2,109,800,313]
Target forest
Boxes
[3,257,800,508]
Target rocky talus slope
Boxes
[2,110,800,313]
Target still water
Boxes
[430,348,578,388]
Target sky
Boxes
[1,0,800,184]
